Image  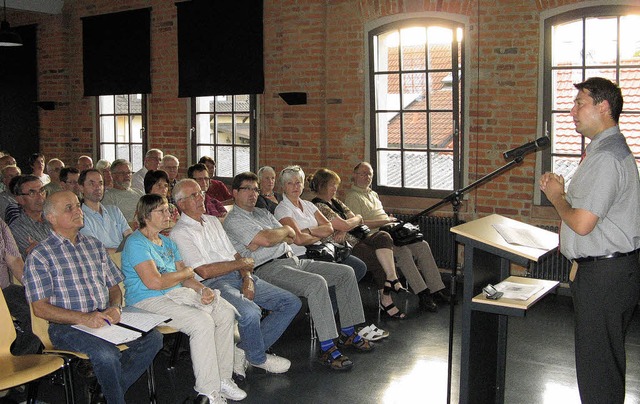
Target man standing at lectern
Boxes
[540,77,640,404]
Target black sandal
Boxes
[384,279,409,295]
[379,301,407,320]
[318,346,354,371]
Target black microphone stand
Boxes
[404,155,525,404]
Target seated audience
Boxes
[77,155,93,172]
[122,194,245,403]
[29,153,50,185]
[187,163,227,220]
[9,175,50,258]
[59,167,81,197]
[23,191,162,404]
[95,159,113,189]
[0,165,21,220]
[171,179,300,376]
[43,158,65,196]
[309,168,407,318]
[224,172,372,372]
[198,156,233,204]
[274,165,367,282]
[132,149,163,193]
[345,162,448,312]
[0,218,41,354]
[159,155,180,204]
[0,154,16,193]
[255,166,282,214]
[102,159,144,223]
[79,169,132,252]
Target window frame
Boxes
[189,94,257,180]
[95,94,148,171]
[367,18,465,198]
[540,5,640,204]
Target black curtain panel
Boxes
[0,24,39,167]
[82,8,151,96]
[177,0,264,97]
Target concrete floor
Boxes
[12,283,640,404]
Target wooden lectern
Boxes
[451,214,559,404]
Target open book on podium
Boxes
[72,306,171,345]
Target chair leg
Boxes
[147,362,157,404]
[168,333,183,370]
[25,380,39,404]
[61,360,76,404]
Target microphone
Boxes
[503,136,550,160]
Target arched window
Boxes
[369,19,464,197]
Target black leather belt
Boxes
[574,248,640,264]
[254,251,294,270]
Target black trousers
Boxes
[571,254,640,404]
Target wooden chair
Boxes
[0,290,65,402]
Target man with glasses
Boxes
[132,149,163,193]
[77,155,93,172]
[224,172,372,372]
[103,159,144,223]
[43,158,65,196]
[159,155,180,204]
[171,179,300,378]
[187,163,228,220]
[8,175,50,258]
[198,156,233,205]
[59,167,81,197]
[79,169,132,253]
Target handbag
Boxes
[348,224,371,240]
[312,197,370,240]
[379,221,424,246]
[305,241,352,263]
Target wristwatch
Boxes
[110,303,123,313]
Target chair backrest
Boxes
[0,290,17,356]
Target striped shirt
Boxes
[9,213,51,259]
[0,219,20,289]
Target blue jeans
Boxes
[49,323,163,404]
[203,272,301,365]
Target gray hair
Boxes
[257,166,276,182]
[95,159,111,171]
[279,165,305,188]
[110,159,131,172]
[172,178,198,202]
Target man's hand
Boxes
[81,311,115,328]
[242,276,255,301]
[539,172,565,204]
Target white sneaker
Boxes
[199,391,227,404]
[220,378,247,401]
[233,346,247,379]
[249,353,291,374]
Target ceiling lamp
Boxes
[0,0,22,47]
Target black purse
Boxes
[379,221,423,246]
[312,198,370,240]
[305,241,352,263]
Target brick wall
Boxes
[8,0,598,227]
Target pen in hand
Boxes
[104,318,111,326]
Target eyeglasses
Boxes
[238,186,260,193]
[18,188,46,197]
[62,180,79,185]
[113,171,133,176]
[152,207,171,215]
[178,190,206,202]
[194,177,211,182]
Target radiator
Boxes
[392,214,458,269]
[529,225,572,283]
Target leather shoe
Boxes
[433,289,453,304]
[419,291,438,313]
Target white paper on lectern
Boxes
[492,224,557,250]
[494,281,543,300]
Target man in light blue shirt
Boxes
[79,169,131,252]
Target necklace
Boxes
[261,191,274,197]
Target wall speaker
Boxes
[278,92,307,105]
